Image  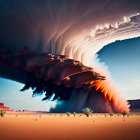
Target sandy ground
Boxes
[0,113,140,140]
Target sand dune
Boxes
[0,113,140,140]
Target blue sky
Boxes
[0,78,58,111]
[98,37,140,100]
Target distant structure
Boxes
[0,103,12,111]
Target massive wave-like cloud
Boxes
[0,47,128,112]
[0,0,140,112]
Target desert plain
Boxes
[0,112,140,140]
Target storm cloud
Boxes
[0,0,140,112]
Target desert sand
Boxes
[0,112,140,140]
